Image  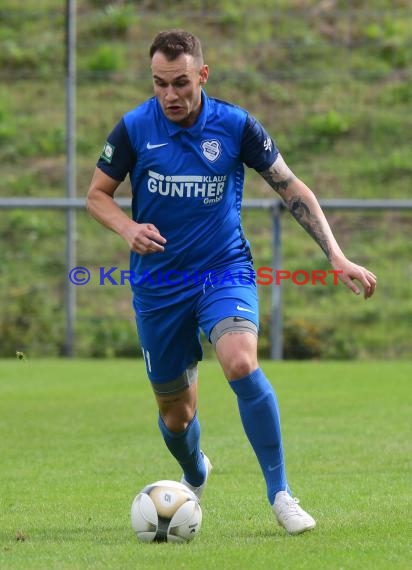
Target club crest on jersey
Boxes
[201,139,221,162]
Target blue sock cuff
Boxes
[229,367,270,399]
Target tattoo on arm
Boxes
[260,170,292,195]
[259,155,332,260]
[260,165,295,199]
[289,197,332,260]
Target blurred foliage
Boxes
[0,285,64,357]
[84,45,126,74]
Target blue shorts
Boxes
[133,266,259,387]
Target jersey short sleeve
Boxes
[96,118,136,181]
[240,114,279,172]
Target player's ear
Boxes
[199,64,209,84]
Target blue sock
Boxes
[158,412,206,487]
[229,368,289,504]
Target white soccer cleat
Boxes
[181,452,212,500]
[272,491,316,535]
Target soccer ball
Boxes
[131,480,202,543]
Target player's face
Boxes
[151,52,208,128]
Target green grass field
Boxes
[0,359,410,569]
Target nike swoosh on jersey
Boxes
[146,142,169,150]
[236,305,255,313]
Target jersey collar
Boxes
[158,90,210,138]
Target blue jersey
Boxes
[97,91,278,297]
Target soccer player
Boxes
[87,30,376,535]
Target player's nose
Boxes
[164,86,178,101]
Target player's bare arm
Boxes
[87,167,166,255]
[259,154,377,299]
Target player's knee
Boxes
[224,352,257,381]
[156,383,197,433]
[160,406,195,433]
[213,318,258,380]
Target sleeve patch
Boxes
[100,142,115,164]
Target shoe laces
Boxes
[279,496,302,518]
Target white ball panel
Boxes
[168,500,202,541]
[131,492,158,539]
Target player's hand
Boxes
[123,221,167,255]
[331,256,377,299]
